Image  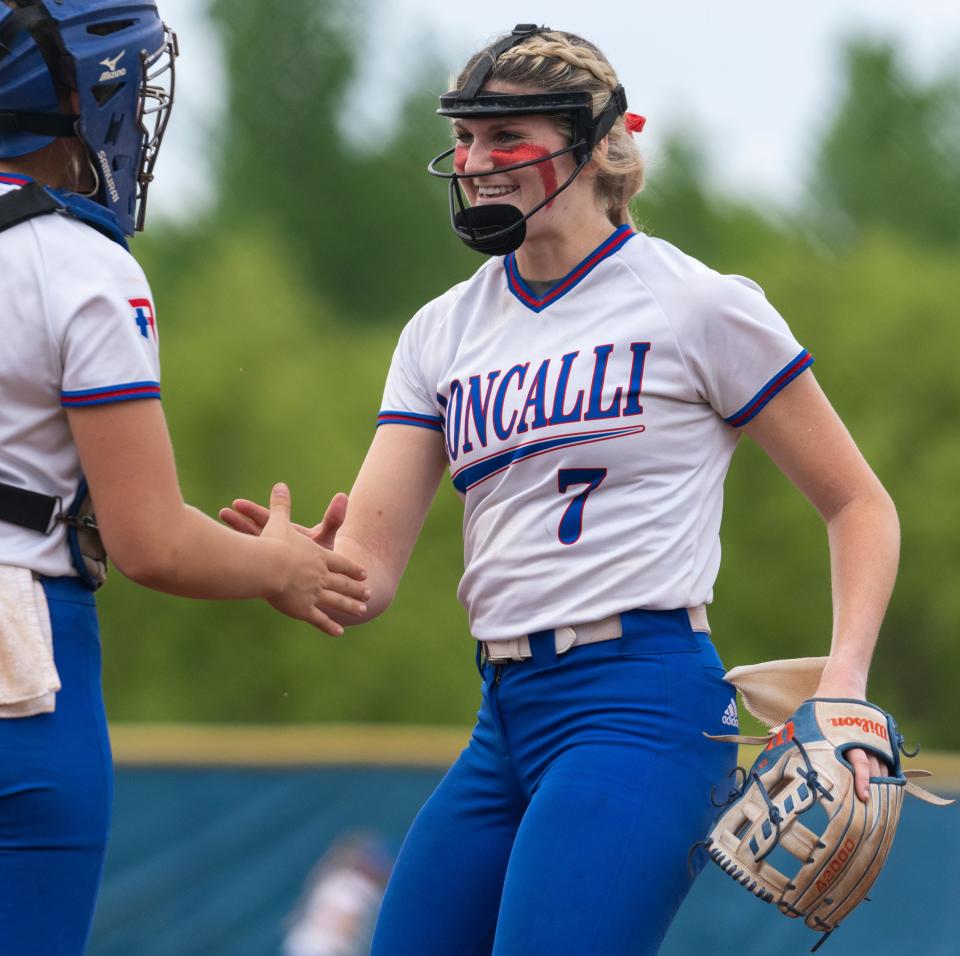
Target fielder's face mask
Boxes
[427,23,629,257]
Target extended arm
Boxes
[68,400,369,631]
[744,370,900,795]
[222,424,449,625]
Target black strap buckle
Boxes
[0,481,62,534]
[611,84,628,114]
[59,512,99,532]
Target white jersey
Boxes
[0,176,161,578]
[379,225,811,641]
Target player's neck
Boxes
[514,217,618,282]
[0,141,83,191]
[0,160,31,179]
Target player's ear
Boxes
[583,136,609,177]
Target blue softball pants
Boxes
[0,577,112,955]
[371,608,738,956]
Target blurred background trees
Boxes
[102,7,960,746]
[808,38,960,248]
[209,0,475,319]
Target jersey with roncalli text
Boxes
[379,226,811,641]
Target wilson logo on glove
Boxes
[828,715,888,739]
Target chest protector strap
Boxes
[0,181,61,229]
[0,482,60,533]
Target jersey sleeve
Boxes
[51,234,161,408]
[671,272,812,427]
[377,310,444,434]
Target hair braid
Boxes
[501,38,618,91]
[455,30,644,226]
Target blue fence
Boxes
[89,768,957,956]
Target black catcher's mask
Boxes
[427,24,628,256]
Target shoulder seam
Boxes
[411,266,483,359]
[613,253,704,402]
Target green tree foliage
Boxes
[209,0,477,322]
[632,133,801,273]
[809,38,960,247]
[102,230,477,724]
[211,0,356,218]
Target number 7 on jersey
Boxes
[557,468,608,545]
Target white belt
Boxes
[480,606,710,664]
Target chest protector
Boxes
[0,181,127,589]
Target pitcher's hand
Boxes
[259,484,368,634]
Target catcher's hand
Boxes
[702,696,952,950]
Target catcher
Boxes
[701,656,953,951]
[0,2,367,952]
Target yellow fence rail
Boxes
[110,723,960,789]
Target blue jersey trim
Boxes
[724,350,814,427]
[504,225,636,313]
[61,381,162,407]
[377,410,444,433]
[451,424,645,493]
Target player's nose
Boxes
[460,140,498,177]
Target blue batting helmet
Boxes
[0,0,177,234]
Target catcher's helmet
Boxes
[428,24,629,256]
[0,0,177,234]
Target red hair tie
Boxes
[625,112,646,134]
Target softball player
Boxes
[0,3,367,952]
[224,25,897,955]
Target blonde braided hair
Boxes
[455,30,644,227]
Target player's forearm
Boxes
[817,487,900,697]
[111,504,286,600]
[324,531,398,625]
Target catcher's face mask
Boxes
[427,23,630,257]
[0,0,178,236]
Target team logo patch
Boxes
[130,298,158,341]
[721,698,739,728]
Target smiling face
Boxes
[451,86,585,237]
[453,113,570,208]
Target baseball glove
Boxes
[700,676,953,951]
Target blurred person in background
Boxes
[223,23,899,955]
[282,832,394,956]
[0,2,368,952]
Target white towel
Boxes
[0,564,60,717]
